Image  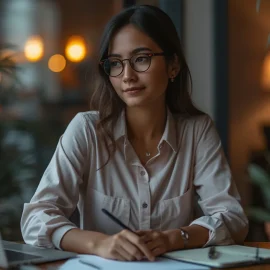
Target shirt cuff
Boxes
[190,216,234,247]
[51,225,77,250]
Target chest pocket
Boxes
[159,188,193,230]
[89,188,130,235]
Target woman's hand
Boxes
[137,230,171,257]
[94,229,155,261]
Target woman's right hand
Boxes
[94,229,155,261]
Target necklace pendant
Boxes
[146,152,151,157]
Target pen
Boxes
[208,246,219,259]
[79,258,101,269]
[255,245,263,262]
[101,208,134,232]
[256,246,259,261]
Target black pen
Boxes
[101,208,134,232]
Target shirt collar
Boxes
[112,108,178,152]
[113,110,126,142]
[161,108,178,153]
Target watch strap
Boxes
[179,228,189,249]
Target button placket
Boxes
[137,167,151,230]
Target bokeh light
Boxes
[65,35,86,62]
[24,36,44,62]
[48,54,66,72]
[261,52,270,91]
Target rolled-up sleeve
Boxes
[190,116,248,246]
[21,113,90,249]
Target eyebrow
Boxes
[107,47,152,58]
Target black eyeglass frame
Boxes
[100,52,166,77]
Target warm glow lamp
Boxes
[24,36,44,62]
[65,35,86,62]
[261,51,270,91]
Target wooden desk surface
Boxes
[5,242,270,270]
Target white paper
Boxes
[59,255,210,270]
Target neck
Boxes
[125,105,167,142]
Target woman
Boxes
[21,5,248,261]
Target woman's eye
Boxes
[110,60,121,67]
[135,56,148,63]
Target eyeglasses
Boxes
[100,52,165,77]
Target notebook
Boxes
[163,245,270,268]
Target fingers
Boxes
[120,230,155,261]
[118,236,144,261]
[152,246,166,257]
[136,230,154,243]
[105,239,127,261]
[142,231,162,245]
[141,231,168,256]
[146,239,160,250]
[117,245,142,261]
[110,230,166,261]
[135,240,155,261]
[111,250,127,261]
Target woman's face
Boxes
[107,24,174,109]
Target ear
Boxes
[168,54,180,79]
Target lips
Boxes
[123,86,145,92]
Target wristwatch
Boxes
[179,228,189,249]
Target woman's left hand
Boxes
[136,230,171,257]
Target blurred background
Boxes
[0,0,270,242]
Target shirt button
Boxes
[140,171,145,176]
[159,143,163,149]
[142,202,148,208]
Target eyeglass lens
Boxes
[103,54,151,76]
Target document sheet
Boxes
[59,255,210,270]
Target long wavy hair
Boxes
[90,5,204,168]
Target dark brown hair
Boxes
[90,5,204,168]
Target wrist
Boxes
[61,228,108,255]
[180,225,210,249]
[86,232,108,256]
[164,229,183,251]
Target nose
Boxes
[122,59,137,83]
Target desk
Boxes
[6,242,270,270]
